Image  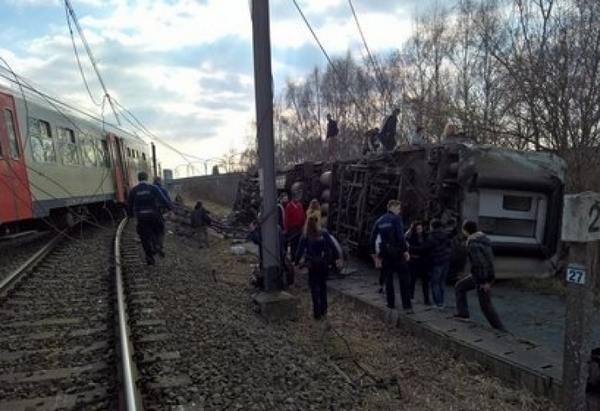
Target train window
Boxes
[127,147,131,157]
[479,216,536,237]
[28,117,56,163]
[503,195,532,212]
[142,153,146,161]
[99,140,110,167]
[80,134,97,166]
[4,109,19,158]
[58,127,80,166]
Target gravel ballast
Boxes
[138,219,559,411]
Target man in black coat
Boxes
[454,220,506,331]
[378,108,400,151]
[127,171,173,265]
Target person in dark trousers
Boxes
[369,199,412,313]
[248,216,291,289]
[413,219,451,310]
[454,220,506,331]
[190,200,211,248]
[325,113,340,159]
[378,108,400,151]
[127,171,173,265]
[153,176,171,253]
[405,220,431,305]
[295,215,341,320]
[283,193,305,260]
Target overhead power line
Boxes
[64,0,121,126]
[347,0,394,109]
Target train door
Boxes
[106,133,128,203]
[0,92,33,225]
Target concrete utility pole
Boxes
[251,0,298,320]
[561,191,600,410]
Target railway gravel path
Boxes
[130,218,559,410]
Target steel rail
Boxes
[0,231,64,294]
[114,217,141,410]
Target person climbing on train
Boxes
[127,171,173,266]
[405,220,431,305]
[378,108,401,151]
[295,215,341,320]
[454,220,506,331]
[369,199,412,313]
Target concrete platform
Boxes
[327,262,577,403]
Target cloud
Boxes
[0,0,434,172]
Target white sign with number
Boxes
[566,265,586,285]
[561,191,600,242]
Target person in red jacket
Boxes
[284,193,305,259]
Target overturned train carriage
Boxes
[284,142,566,279]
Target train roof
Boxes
[0,67,146,145]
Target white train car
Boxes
[0,74,152,232]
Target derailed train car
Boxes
[284,142,566,279]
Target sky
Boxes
[0,0,430,175]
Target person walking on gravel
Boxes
[127,171,173,266]
[295,216,341,320]
[190,200,211,248]
[454,220,506,331]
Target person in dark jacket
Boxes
[190,200,210,248]
[325,113,340,159]
[284,194,305,259]
[127,171,173,265]
[418,219,451,310]
[454,220,506,331]
[378,108,400,151]
[405,220,431,305]
[295,215,341,320]
[153,176,171,252]
[369,199,412,312]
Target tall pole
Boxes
[151,142,158,178]
[252,0,281,292]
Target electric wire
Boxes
[347,0,395,110]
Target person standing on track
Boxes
[127,171,173,266]
[454,220,506,331]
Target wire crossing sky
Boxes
[0,0,428,171]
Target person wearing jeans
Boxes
[412,219,450,309]
[454,220,506,331]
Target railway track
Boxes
[0,224,122,410]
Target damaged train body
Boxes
[283,142,566,279]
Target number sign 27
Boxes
[566,267,586,285]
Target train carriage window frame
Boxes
[80,132,98,167]
[98,139,110,167]
[4,108,20,159]
[28,117,56,163]
[57,126,80,166]
[503,195,532,212]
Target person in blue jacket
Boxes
[369,199,412,313]
[127,171,173,265]
[295,216,341,320]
